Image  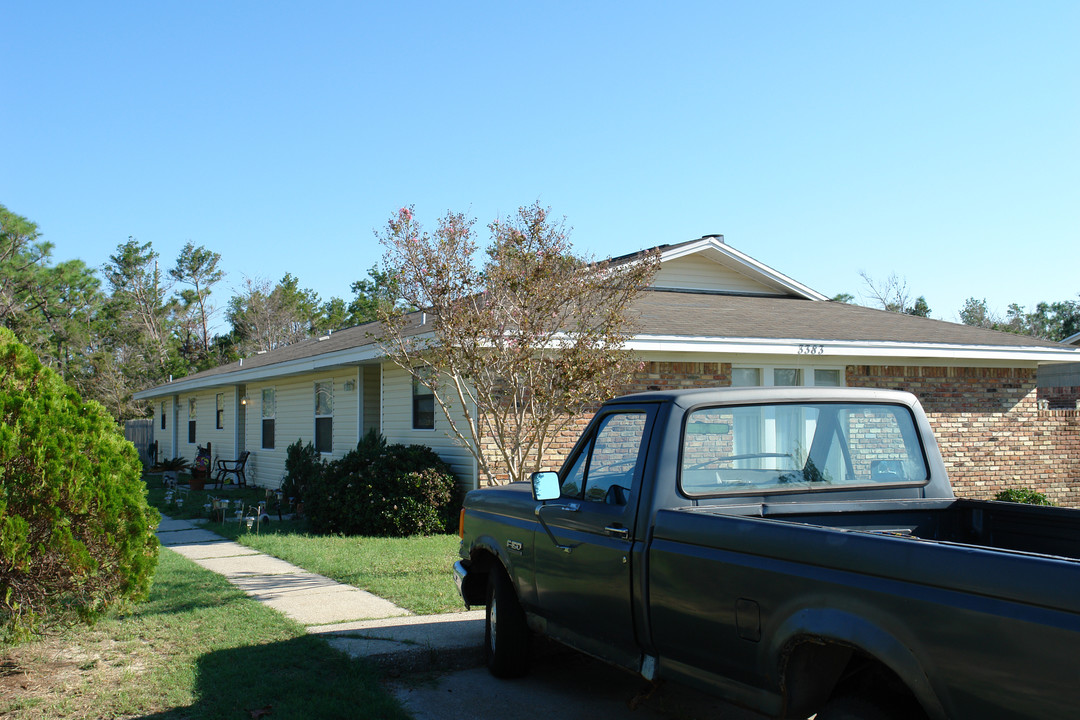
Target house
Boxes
[133,236,1080,505]
[1039,331,1080,409]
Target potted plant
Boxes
[158,457,191,488]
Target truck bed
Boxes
[656,498,1080,612]
[647,498,1080,718]
[692,497,1080,560]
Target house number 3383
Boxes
[797,344,824,355]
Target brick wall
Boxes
[476,361,729,484]
[847,365,1080,507]
[475,362,1080,507]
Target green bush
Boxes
[282,439,324,507]
[994,487,1054,506]
[0,328,159,643]
[305,429,462,537]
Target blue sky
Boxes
[3,1,1077,326]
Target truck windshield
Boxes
[680,402,929,496]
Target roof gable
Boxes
[653,237,827,300]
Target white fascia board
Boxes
[627,334,1080,363]
[133,344,386,400]
[659,238,829,301]
[1062,331,1080,346]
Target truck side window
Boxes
[562,412,647,505]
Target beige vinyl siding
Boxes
[245,372,361,489]
[653,255,777,294]
[380,363,476,488]
[211,388,236,465]
[175,389,235,469]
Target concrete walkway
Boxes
[156,516,485,673]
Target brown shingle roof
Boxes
[138,290,1069,397]
[634,290,1064,347]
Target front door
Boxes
[532,405,656,669]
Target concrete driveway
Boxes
[387,641,770,720]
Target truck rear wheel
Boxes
[485,567,530,678]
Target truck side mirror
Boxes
[531,471,560,502]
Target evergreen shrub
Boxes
[305,429,462,537]
[282,439,324,507]
[0,328,159,643]
[994,487,1054,506]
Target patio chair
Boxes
[214,451,251,488]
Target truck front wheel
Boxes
[485,567,530,678]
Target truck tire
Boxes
[815,694,903,720]
[485,567,530,678]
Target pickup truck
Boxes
[453,387,1080,720]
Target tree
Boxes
[0,327,159,642]
[907,295,931,318]
[960,297,997,329]
[1024,300,1080,341]
[377,203,659,486]
[227,275,315,355]
[1,205,103,387]
[859,271,930,317]
[169,242,224,366]
[959,297,1080,341]
[0,205,49,323]
[347,265,399,326]
[101,237,174,374]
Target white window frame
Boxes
[187,397,198,444]
[412,366,435,431]
[215,392,225,430]
[261,387,276,450]
[731,364,845,388]
[314,380,334,455]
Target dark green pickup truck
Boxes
[454,387,1080,720]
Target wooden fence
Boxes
[124,419,156,468]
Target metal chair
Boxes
[214,451,251,488]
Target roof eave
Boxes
[132,343,385,399]
[627,335,1080,363]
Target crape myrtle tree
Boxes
[376,202,659,486]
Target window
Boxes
[773,368,802,386]
[160,401,166,431]
[560,412,648,505]
[412,368,435,430]
[731,368,761,387]
[731,365,844,388]
[215,393,225,430]
[680,402,929,496]
[814,369,842,387]
[261,388,276,450]
[188,397,197,444]
[315,381,333,454]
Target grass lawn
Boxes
[145,476,465,615]
[0,550,408,720]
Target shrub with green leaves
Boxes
[0,327,159,643]
[994,487,1054,506]
[305,429,462,537]
[282,438,324,506]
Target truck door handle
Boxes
[605,525,630,540]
